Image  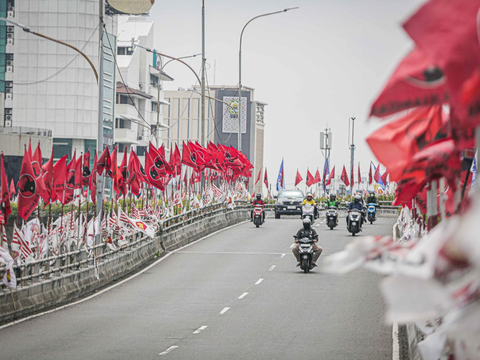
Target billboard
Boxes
[222,96,247,134]
[106,0,154,15]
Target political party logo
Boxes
[83,166,91,178]
[149,166,160,180]
[135,221,147,230]
[228,99,239,116]
[154,156,165,171]
[66,169,76,190]
[31,161,42,180]
[121,166,129,184]
[91,169,98,188]
[190,152,197,164]
[18,174,36,198]
[140,164,146,177]
[405,66,445,88]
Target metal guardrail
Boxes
[1,202,249,290]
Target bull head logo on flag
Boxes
[18,174,36,198]
[66,169,76,190]
[149,166,160,180]
[31,161,42,179]
[154,156,165,170]
[122,166,129,184]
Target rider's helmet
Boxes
[354,194,361,203]
[330,194,336,201]
[256,193,262,200]
[306,192,313,201]
[369,191,375,196]
[302,217,311,230]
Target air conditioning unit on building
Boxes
[5,108,13,115]
[5,87,12,93]
[6,81,13,89]
[6,60,13,67]
[5,115,12,122]
[5,119,12,127]
[5,93,13,100]
[7,38,13,45]
[6,66,13,73]
[6,54,13,60]
[6,26,14,33]
[7,11,14,18]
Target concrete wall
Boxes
[0,208,249,325]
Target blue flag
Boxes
[322,158,329,192]
[472,157,477,187]
[372,163,385,190]
[276,159,285,192]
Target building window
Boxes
[137,146,146,157]
[150,74,159,88]
[117,47,133,56]
[116,94,135,106]
[53,138,73,161]
[151,101,158,112]
[115,118,131,129]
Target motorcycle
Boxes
[253,205,264,228]
[302,203,315,224]
[326,207,338,230]
[367,203,377,224]
[347,209,363,236]
[296,236,315,273]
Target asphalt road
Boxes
[0,214,395,360]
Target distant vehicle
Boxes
[274,189,304,219]
[347,209,363,236]
[302,203,315,224]
[296,237,315,273]
[367,203,377,224]
[253,205,264,228]
[326,207,338,230]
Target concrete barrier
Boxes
[0,208,249,325]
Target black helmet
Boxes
[302,218,311,230]
[256,193,261,200]
[330,194,336,200]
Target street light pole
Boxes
[349,117,356,196]
[238,7,298,152]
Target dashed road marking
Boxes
[238,292,249,299]
[255,278,264,285]
[268,265,276,272]
[289,243,295,249]
[280,253,286,259]
[193,325,208,334]
[220,307,230,315]
[159,346,178,356]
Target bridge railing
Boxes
[0,201,250,289]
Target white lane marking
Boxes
[289,243,295,249]
[176,251,284,255]
[0,221,249,330]
[220,307,230,315]
[268,265,276,272]
[316,224,320,227]
[238,292,248,299]
[392,322,400,360]
[255,278,264,285]
[159,346,178,356]
[280,253,286,259]
[193,325,208,334]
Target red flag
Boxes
[150,142,173,175]
[109,147,123,196]
[53,155,67,203]
[368,163,373,185]
[264,168,268,188]
[326,166,335,186]
[313,169,321,185]
[341,165,350,187]
[74,154,83,189]
[32,142,48,203]
[254,168,262,185]
[403,0,480,126]
[41,147,55,202]
[17,149,40,220]
[127,148,141,197]
[63,152,76,204]
[9,178,15,199]
[295,169,303,186]
[1,153,12,223]
[145,151,165,191]
[357,163,361,184]
[89,151,98,203]
[97,146,111,176]
[367,106,449,182]
[374,163,380,183]
[306,170,314,187]
[381,171,388,186]
[181,141,200,171]
[119,149,128,197]
[82,149,91,187]
[370,48,448,118]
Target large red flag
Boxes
[89,151,98,203]
[181,141,200,171]
[374,163,380,183]
[9,178,15,199]
[370,48,448,118]
[63,152,76,204]
[145,151,165,191]
[32,142,48,203]
[341,165,350,187]
[306,170,314,187]
[53,155,67,202]
[314,169,321,184]
[118,149,128,197]
[41,147,55,202]
[254,168,262,185]
[109,146,123,196]
[0,153,12,223]
[367,106,449,182]
[150,142,173,175]
[97,146,111,176]
[295,169,303,186]
[82,149,91,187]
[381,171,388,186]
[264,168,268,188]
[326,166,335,186]
[17,149,40,220]
[403,0,480,126]
[357,163,361,185]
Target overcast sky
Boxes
[149,0,425,188]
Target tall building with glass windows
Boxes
[1,0,117,160]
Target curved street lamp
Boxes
[238,7,298,152]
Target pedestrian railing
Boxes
[1,202,250,290]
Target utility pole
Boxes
[96,0,104,246]
[200,0,206,193]
[320,127,332,194]
[349,117,356,196]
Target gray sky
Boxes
[149,0,425,188]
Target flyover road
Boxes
[0,215,395,360]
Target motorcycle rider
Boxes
[251,193,265,223]
[366,191,378,205]
[302,192,318,219]
[292,218,323,267]
[325,193,340,208]
[347,194,366,225]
